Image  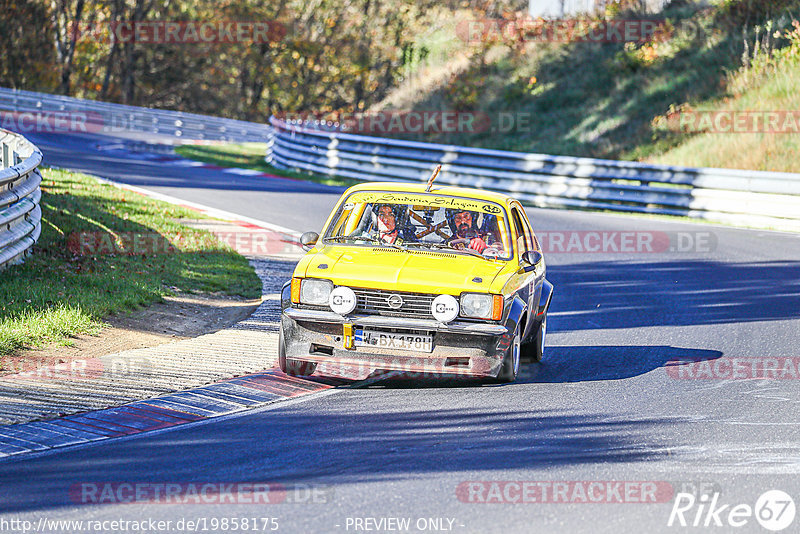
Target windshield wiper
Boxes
[322,235,404,250]
[365,237,404,250]
[405,241,488,259]
[453,246,484,258]
[322,235,356,243]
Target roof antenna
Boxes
[426,164,441,192]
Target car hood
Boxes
[297,245,509,294]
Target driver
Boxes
[448,209,499,253]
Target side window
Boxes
[510,207,532,255]
[518,207,540,252]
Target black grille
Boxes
[352,288,435,318]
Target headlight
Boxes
[300,278,333,306]
[460,293,504,320]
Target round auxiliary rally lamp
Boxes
[329,286,357,315]
[431,294,459,323]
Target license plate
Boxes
[354,329,433,353]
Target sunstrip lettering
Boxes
[346,192,504,215]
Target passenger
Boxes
[374,204,403,245]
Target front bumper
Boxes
[281,307,511,379]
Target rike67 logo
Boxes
[668,489,795,531]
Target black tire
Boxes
[496,329,521,383]
[521,316,546,363]
[278,325,317,377]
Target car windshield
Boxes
[322,191,512,259]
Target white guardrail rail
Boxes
[0,128,42,268]
[0,87,271,143]
[267,116,800,232]
[0,86,275,269]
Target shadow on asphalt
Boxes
[0,403,683,513]
[526,345,722,383]
[341,346,722,388]
[548,259,800,331]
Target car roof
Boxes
[344,181,516,205]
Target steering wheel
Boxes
[450,237,496,258]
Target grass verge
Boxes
[375,1,800,173]
[652,58,800,172]
[174,143,360,188]
[0,167,261,356]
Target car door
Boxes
[517,204,544,328]
[509,203,538,340]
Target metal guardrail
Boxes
[0,129,42,268]
[267,117,800,231]
[0,87,271,143]
[0,86,272,269]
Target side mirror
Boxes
[521,250,543,268]
[300,231,319,251]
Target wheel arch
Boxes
[537,279,554,319]
[281,280,292,310]
[504,294,527,336]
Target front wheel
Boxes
[278,325,317,377]
[521,316,546,363]
[496,329,521,383]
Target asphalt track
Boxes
[1,130,799,533]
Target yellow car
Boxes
[279,181,553,383]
